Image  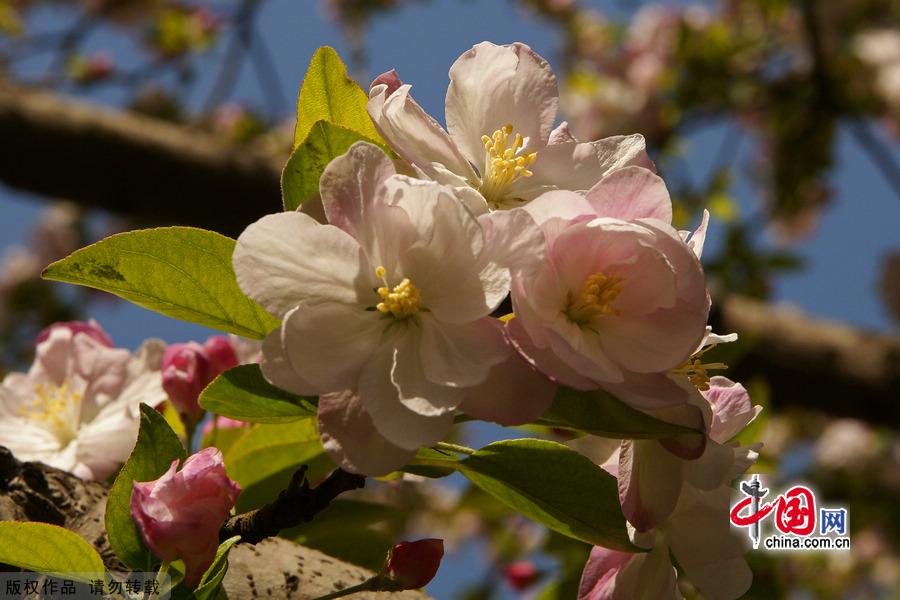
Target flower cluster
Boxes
[233,41,761,597]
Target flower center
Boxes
[566,272,624,325]
[17,381,82,446]
[479,124,538,208]
[375,265,421,319]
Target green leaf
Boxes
[401,447,458,479]
[0,522,105,581]
[199,364,317,423]
[295,528,393,571]
[193,536,241,600]
[282,121,378,211]
[282,500,397,542]
[225,421,334,512]
[459,439,636,551]
[294,46,384,149]
[537,387,702,440]
[107,404,187,570]
[42,227,280,340]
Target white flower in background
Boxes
[234,142,551,475]
[574,377,762,600]
[0,321,166,480]
[367,42,652,213]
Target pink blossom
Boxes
[131,448,241,587]
[384,538,444,589]
[161,336,242,421]
[509,215,709,404]
[161,343,210,421]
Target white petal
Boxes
[281,301,384,392]
[419,317,508,388]
[258,324,318,396]
[519,135,653,199]
[390,332,466,416]
[319,141,397,249]
[446,42,558,171]
[478,208,547,272]
[359,345,454,451]
[76,408,139,480]
[318,390,415,476]
[368,83,478,184]
[233,211,370,317]
[669,487,752,600]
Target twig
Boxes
[201,0,259,113]
[250,31,289,118]
[849,120,900,203]
[219,466,365,544]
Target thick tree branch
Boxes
[0,448,422,599]
[220,466,366,544]
[1,85,899,426]
[711,295,900,427]
[0,82,282,238]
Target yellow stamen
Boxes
[16,381,82,445]
[566,273,624,325]
[479,124,538,208]
[670,357,729,391]
[375,266,421,319]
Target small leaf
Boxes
[42,227,280,340]
[537,387,702,440]
[0,522,105,581]
[282,121,379,211]
[199,364,317,423]
[225,421,333,512]
[107,404,187,570]
[193,536,241,600]
[294,46,384,148]
[459,439,636,551]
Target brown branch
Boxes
[0,447,422,599]
[711,295,900,427]
[0,82,282,238]
[220,466,366,544]
[0,85,899,427]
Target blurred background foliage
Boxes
[1,0,899,598]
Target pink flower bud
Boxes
[36,320,113,347]
[200,416,247,437]
[385,539,444,590]
[161,343,210,420]
[504,561,540,591]
[371,69,402,97]
[131,448,241,587]
[203,336,239,376]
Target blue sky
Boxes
[1,0,899,596]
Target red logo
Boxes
[730,484,816,536]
